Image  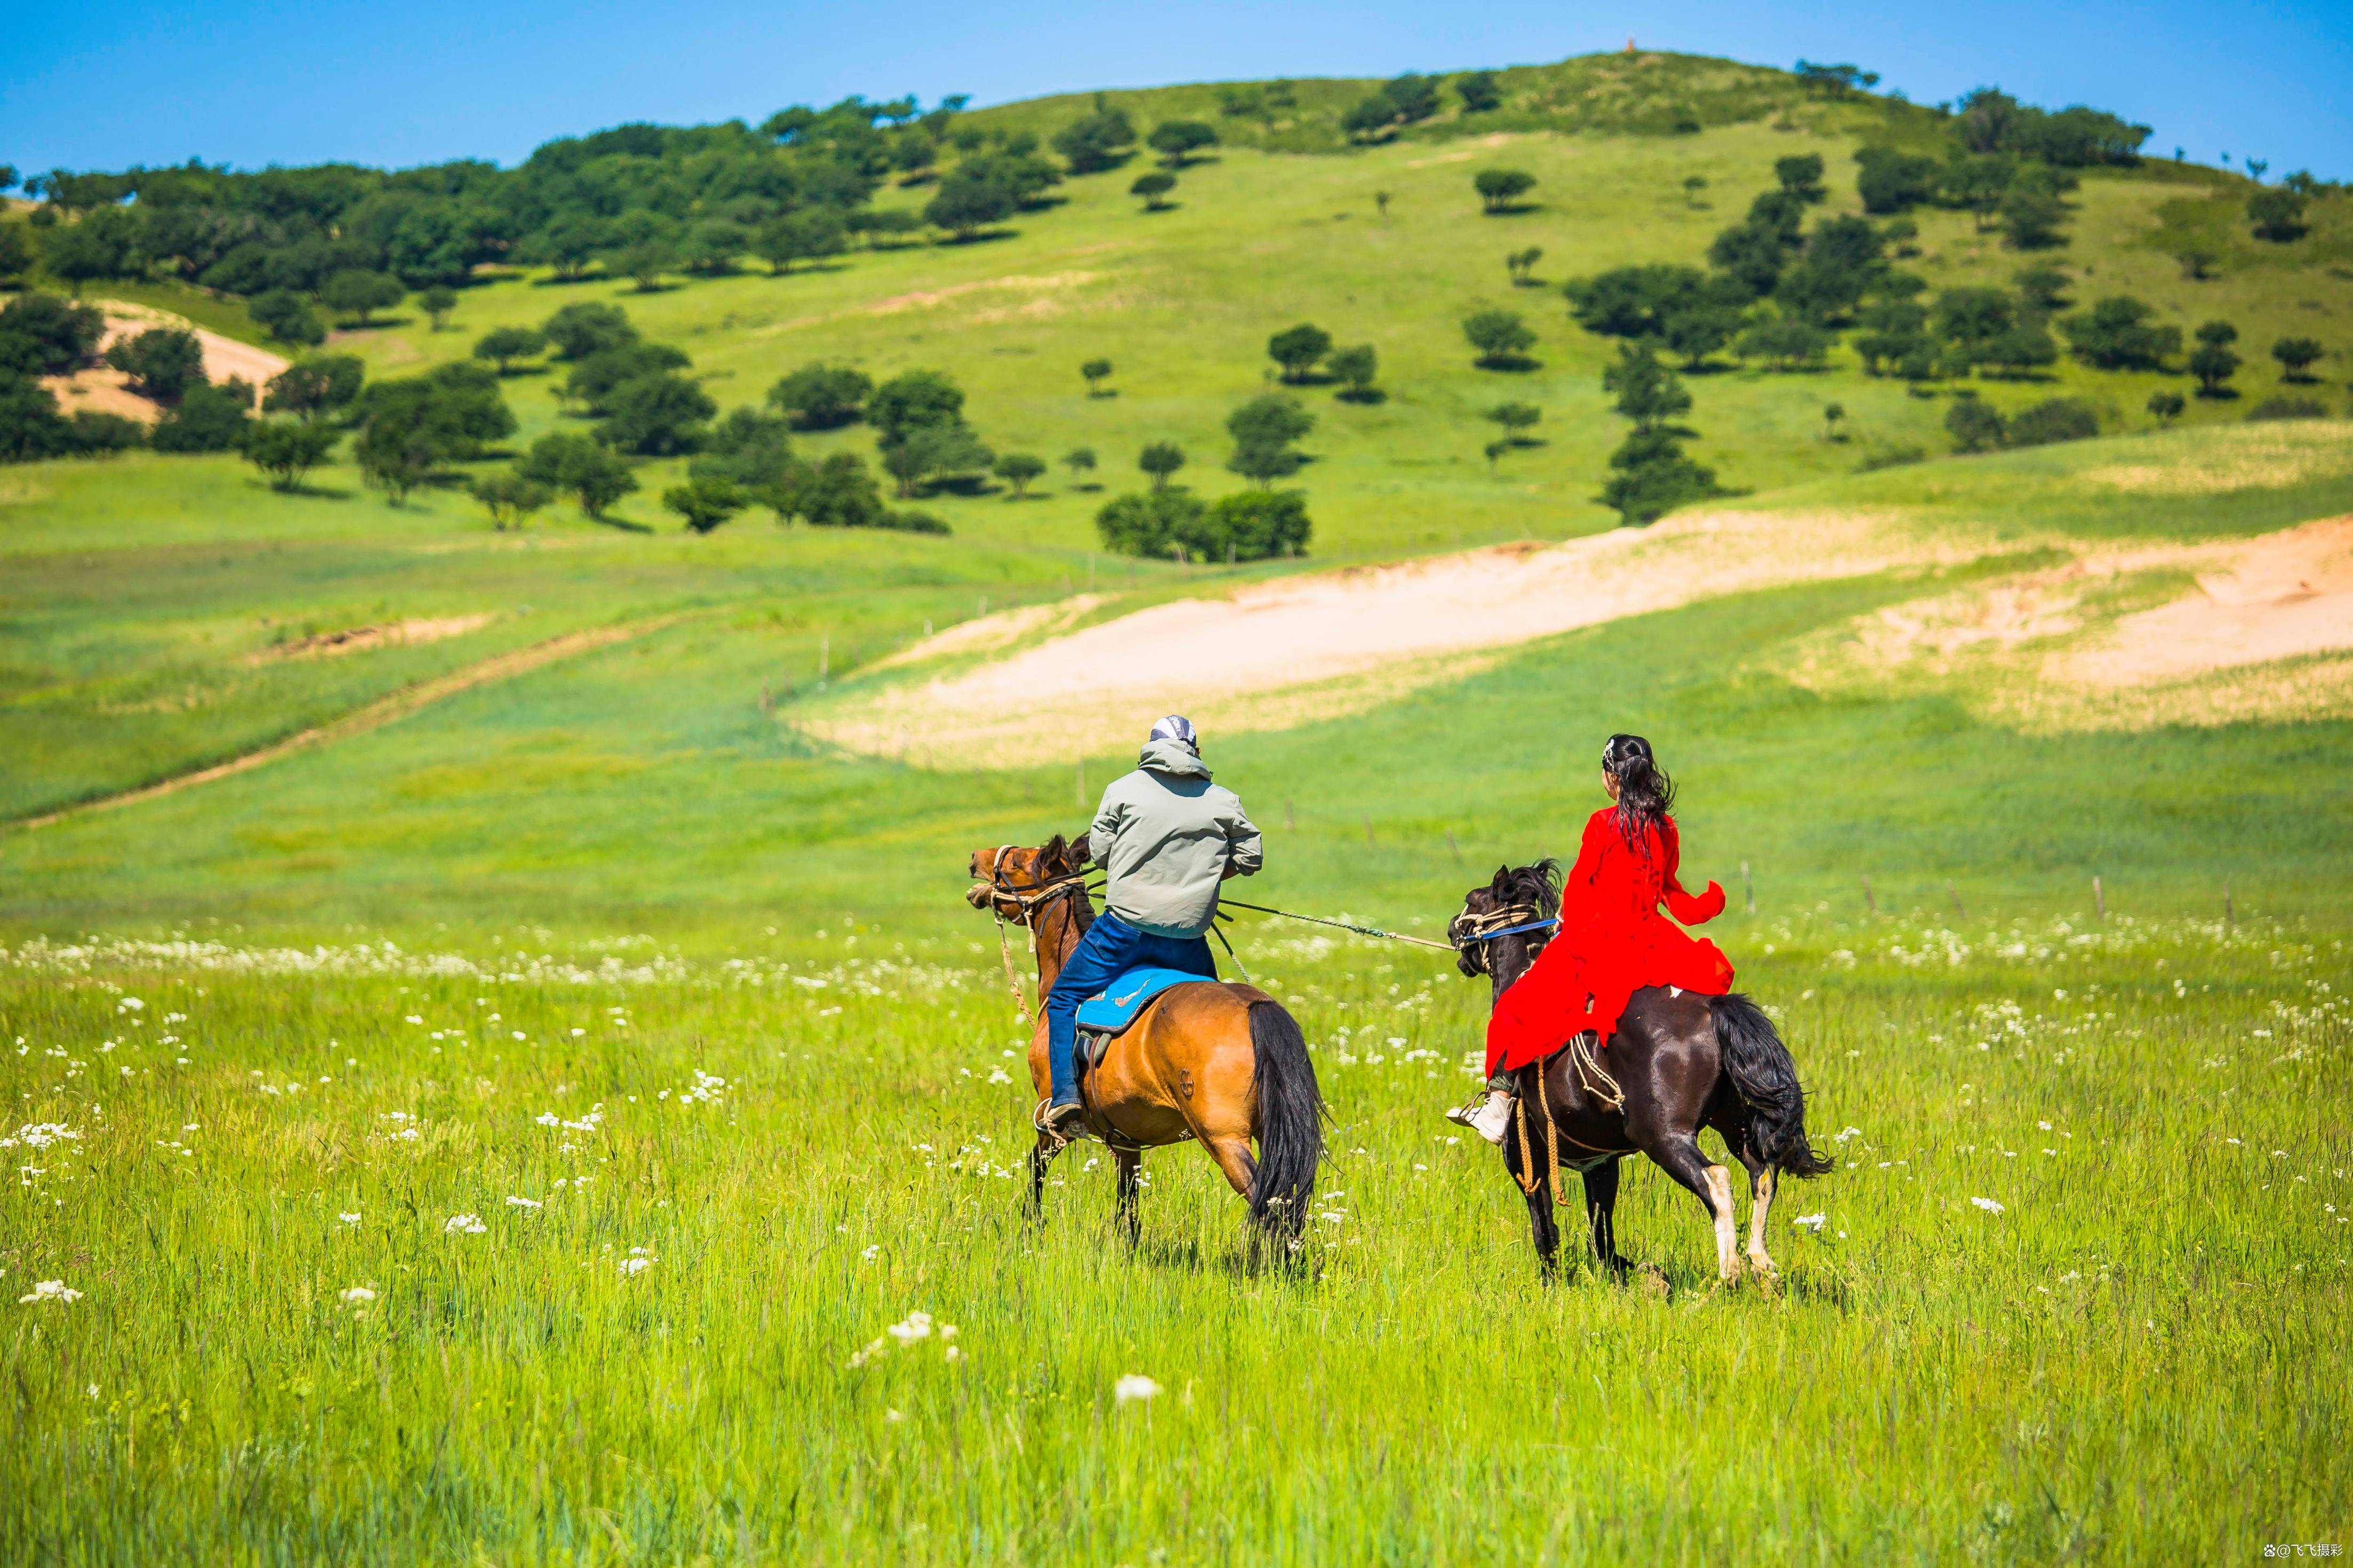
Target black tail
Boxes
[1713,993,1832,1177]
[1248,1001,1325,1237]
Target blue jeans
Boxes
[1044,911,1218,1104]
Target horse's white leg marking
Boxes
[1704,1164,1740,1281]
[1746,1167,1778,1276]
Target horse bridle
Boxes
[972,844,1093,925]
[1448,898,1557,976]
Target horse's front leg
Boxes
[1503,1131,1560,1280]
[1026,1132,1065,1223]
[1581,1156,1631,1281]
[1113,1147,1143,1245]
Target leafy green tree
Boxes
[1565,265,1707,338]
[1485,402,1541,443]
[519,432,638,519]
[1327,344,1378,401]
[1505,246,1543,285]
[1341,74,1441,141]
[1148,121,1219,166]
[1821,402,1846,441]
[1226,394,1314,485]
[150,380,254,454]
[1999,178,2068,249]
[1661,301,1740,370]
[67,410,144,456]
[663,474,746,534]
[1,294,104,373]
[1455,71,1503,114]
[768,362,872,428]
[2013,265,2072,317]
[690,407,796,491]
[236,420,338,490]
[2005,397,2098,448]
[774,452,892,528]
[350,366,514,496]
[1931,286,2017,369]
[469,470,552,529]
[249,289,326,347]
[993,451,1046,497]
[2271,336,2323,381]
[1984,322,2059,378]
[1944,394,2006,453]
[1775,154,1827,202]
[1602,345,1690,431]
[1096,490,1206,558]
[322,269,405,326]
[1852,296,1929,375]
[0,377,75,462]
[0,224,30,286]
[1062,447,1098,484]
[880,421,991,497]
[41,208,143,293]
[1081,357,1113,396]
[1601,428,1715,526]
[472,325,548,375]
[755,206,849,274]
[2247,187,2308,242]
[1139,441,1185,491]
[564,343,693,414]
[1207,490,1312,559]
[105,328,207,403]
[1130,171,1177,211]
[1681,174,1709,208]
[1734,315,1833,371]
[1267,323,1332,383]
[2058,296,2180,370]
[1942,153,2014,230]
[2146,389,2185,426]
[1463,309,1535,368]
[868,369,964,446]
[2189,326,2240,397]
[419,286,458,331]
[1853,146,1939,214]
[923,165,1018,240]
[1053,101,1139,174]
[598,373,716,455]
[679,218,747,277]
[542,302,638,360]
[1473,169,1536,214]
[264,355,364,423]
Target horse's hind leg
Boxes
[1643,1132,1742,1283]
[1113,1148,1143,1245]
[1204,1134,1257,1198]
[1708,1111,1779,1279]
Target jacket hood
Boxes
[1138,737,1210,778]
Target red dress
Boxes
[1484,809,1733,1077]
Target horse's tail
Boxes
[1713,992,1833,1178]
[1248,1001,1325,1237]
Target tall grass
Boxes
[3,912,2344,1561]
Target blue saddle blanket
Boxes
[1075,967,1217,1033]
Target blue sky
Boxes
[5,1,2348,181]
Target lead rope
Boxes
[993,911,1030,1026]
[1510,1069,1564,1205]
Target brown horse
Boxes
[1451,859,1831,1284]
[966,835,1324,1245]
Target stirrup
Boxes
[1034,1098,1089,1146]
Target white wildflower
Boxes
[886,1310,933,1344]
[1793,1212,1827,1232]
[444,1213,487,1235]
[338,1212,361,1225]
[618,1256,654,1277]
[1971,1196,2005,1214]
[18,1280,81,1304]
[504,1195,542,1209]
[1114,1374,1162,1404]
[340,1285,376,1304]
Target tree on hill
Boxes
[2006,397,2097,448]
[1342,73,1441,142]
[2059,296,2180,370]
[1944,393,2005,453]
[598,372,715,455]
[924,164,1018,240]
[2189,321,2240,397]
[41,208,143,293]
[1061,447,1097,485]
[1474,169,1537,214]
[2247,187,2308,242]
[1130,171,1177,211]
[472,326,548,375]
[754,207,849,275]
[1053,99,1138,174]
[1601,428,1714,527]
[868,369,964,447]
[1854,146,1939,214]
[1147,121,1218,166]
[1999,171,2070,250]
[543,303,637,361]
[1485,401,1541,443]
[249,290,326,347]
[1138,441,1185,491]
[1463,309,1535,369]
[264,356,364,423]
[2271,336,2323,381]
[150,380,254,454]
[993,451,1046,497]
[564,343,693,414]
[1208,490,1311,560]
[1734,314,1832,371]
[2145,389,2185,426]
[1267,323,1332,383]
[322,269,405,327]
[237,419,340,491]
[690,407,795,492]
[0,225,31,288]
[1,295,104,375]
[769,362,872,429]
[1096,490,1206,559]
[519,432,638,519]
[1081,357,1113,396]
[599,212,679,291]
[1795,61,1879,98]
[1931,287,2017,370]
[105,329,207,404]
[1227,394,1314,486]
[1506,246,1543,285]
[469,470,551,529]
[663,474,746,534]
[1327,344,1379,401]
[418,286,458,332]
[1775,154,1827,202]
[1602,345,1690,432]
[881,422,992,498]
[2013,265,2072,317]
[1455,70,1503,114]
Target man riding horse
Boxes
[1038,715,1263,1141]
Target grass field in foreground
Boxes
[1,913,2344,1561]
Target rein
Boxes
[1449,900,1558,977]
[1217,899,1458,952]
[975,846,1094,1025]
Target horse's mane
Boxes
[1496,857,1562,918]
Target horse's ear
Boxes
[1492,863,1511,887]
[1063,826,1095,873]
[1040,834,1067,867]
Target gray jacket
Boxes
[1087,738,1263,938]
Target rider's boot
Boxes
[1445,1071,1517,1147]
[1037,1098,1089,1143]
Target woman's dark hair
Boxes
[1602,733,1675,848]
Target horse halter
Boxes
[1448,898,1556,977]
[971,845,1092,926]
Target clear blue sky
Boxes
[5,1,2348,182]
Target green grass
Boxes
[1,913,2344,1561]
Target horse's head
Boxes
[1448,859,1561,992]
[965,831,1094,923]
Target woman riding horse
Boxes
[1448,733,1734,1143]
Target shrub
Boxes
[150,381,254,453]
[105,329,207,403]
[1944,395,2007,453]
[1206,489,1311,559]
[2005,397,2098,448]
[663,473,746,534]
[1599,429,1715,527]
[542,303,638,361]
[1473,169,1536,214]
[2244,396,2331,423]
[237,419,339,490]
[1096,490,1206,558]
[768,363,872,429]
[1463,309,1536,368]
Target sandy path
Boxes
[11,617,683,832]
[808,506,1983,767]
[2064,514,2353,686]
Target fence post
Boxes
[1076,760,1086,809]
[1362,817,1376,849]
[2093,874,2104,921]
[2224,879,2233,927]
[1862,874,1876,916]
[1741,861,1754,915]
[1286,800,1295,831]
[1946,879,1963,922]
[817,635,828,688]
[1446,829,1463,867]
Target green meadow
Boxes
[3,52,2352,1563]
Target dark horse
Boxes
[1451,860,1831,1284]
